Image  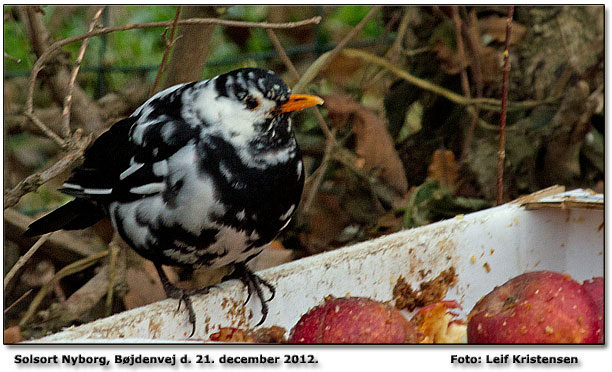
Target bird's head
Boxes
[196,68,323,148]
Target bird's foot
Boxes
[224,263,276,326]
[154,265,215,338]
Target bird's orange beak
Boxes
[279,94,324,113]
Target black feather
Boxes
[24,199,104,237]
[64,117,137,190]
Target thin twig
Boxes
[61,6,105,139]
[21,6,104,134]
[361,8,412,90]
[293,6,381,93]
[451,6,480,161]
[264,27,339,213]
[150,6,182,96]
[20,248,110,326]
[5,289,33,314]
[23,111,67,149]
[463,9,484,99]
[4,234,50,290]
[452,7,471,106]
[4,52,21,63]
[293,7,381,142]
[303,134,335,216]
[265,26,336,144]
[25,15,321,115]
[342,48,558,112]
[4,135,91,209]
[105,238,120,317]
[266,29,300,81]
[496,6,514,205]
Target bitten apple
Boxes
[289,296,418,343]
[468,271,600,343]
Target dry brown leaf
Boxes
[477,45,502,84]
[248,246,293,272]
[478,15,526,44]
[4,326,23,343]
[299,192,351,254]
[192,266,231,289]
[321,54,365,86]
[427,149,458,191]
[432,39,465,75]
[123,260,178,310]
[433,39,500,83]
[267,240,285,250]
[324,94,409,194]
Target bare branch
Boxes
[303,133,335,216]
[342,48,558,112]
[5,290,33,314]
[151,6,182,96]
[4,234,50,290]
[26,15,322,116]
[293,6,381,93]
[4,52,21,63]
[4,208,106,262]
[23,111,67,149]
[105,237,121,316]
[19,6,104,134]
[496,6,515,205]
[20,248,110,326]
[266,29,300,81]
[4,133,91,209]
[61,6,105,139]
[451,6,480,161]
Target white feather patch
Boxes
[62,183,83,190]
[83,188,113,195]
[120,162,144,180]
[130,183,165,195]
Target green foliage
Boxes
[4,7,34,70]
[327,6,383,38]
[226,5,269,21]
[403,179,491,228]
[106,6,177,67]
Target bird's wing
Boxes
[61,85,202,202]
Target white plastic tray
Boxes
[35,191,604,342]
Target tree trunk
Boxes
[161,6,217,89]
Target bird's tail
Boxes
[24,199,106,237]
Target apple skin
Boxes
[467,271,600,344]
[582,277,604,343]
[289,297,418,344]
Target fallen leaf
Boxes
[321,54,365,86]
[433,39,500,83]
[427,149,459,191]
[324,94,409,194]
[248,246,293,272]
[123,259,178,310]
[432,39,465,75]
[267,240,285,250]
[299,192,351,254]
[192,266,231,289]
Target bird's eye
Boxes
[245,96,260,110]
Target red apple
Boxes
[468,271,600,343]
[582,277,603,343]
[289,296,418,343]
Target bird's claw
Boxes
[229,263,276,326]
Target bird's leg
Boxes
[154,264,214,337]
[224,263,276,326]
